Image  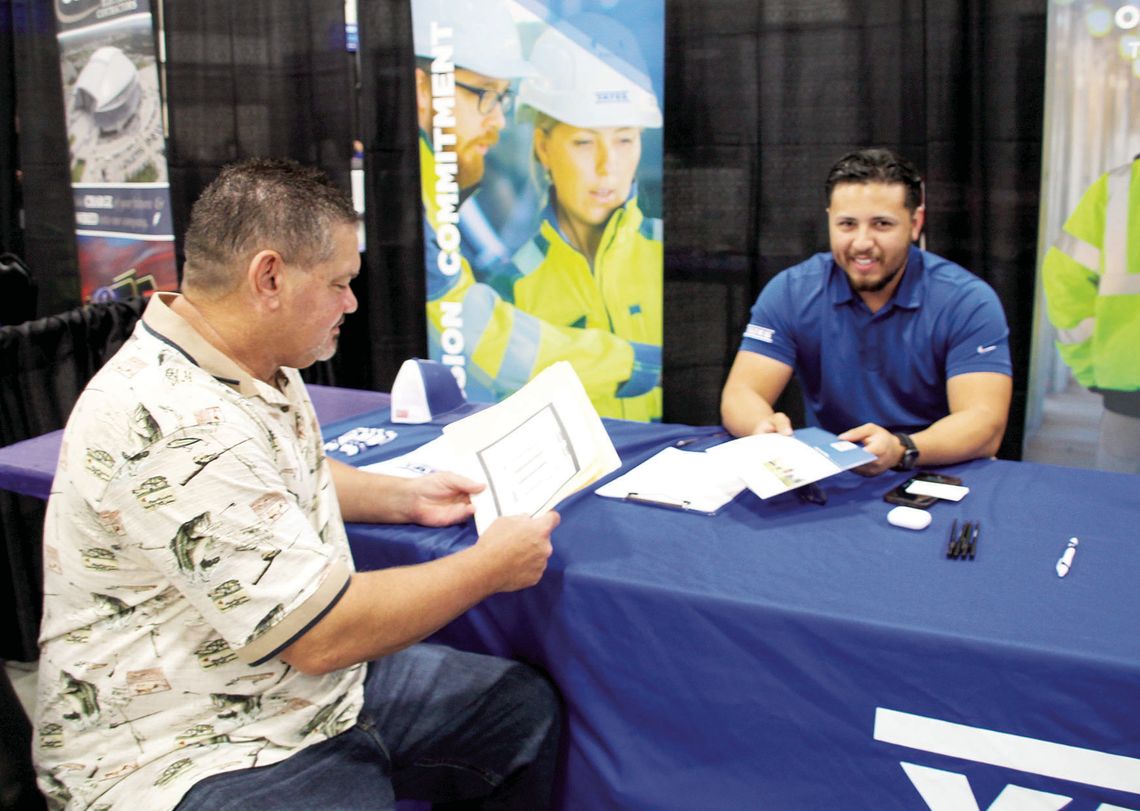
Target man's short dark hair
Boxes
[825,148,923,213]
[183,158,358,294]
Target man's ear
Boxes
[910,205,926,242]
[415,67,432,128]
[534,128,551,173]
[247,249,286,310]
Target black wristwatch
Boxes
[892,432,919,471]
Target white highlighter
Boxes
[1056,536,1079,577]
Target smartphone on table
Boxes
[883,471,964,508]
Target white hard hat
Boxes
[518,15,662,129]
[412,0,534,79]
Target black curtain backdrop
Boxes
[161,0,356,386]
[5,0,79,317]
[162,0,356,259]
[0,2,22,260]
[0,299,147,661]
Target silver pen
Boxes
[1055,536,1079,577]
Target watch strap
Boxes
[892,432,918,471]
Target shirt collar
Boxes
[141,292,291,404]
[828,245,925,311]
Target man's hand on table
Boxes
[838,423,903,476]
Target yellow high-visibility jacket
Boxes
[507,193,663,421]
[420,135,660,413]
[1043,158,1140,391]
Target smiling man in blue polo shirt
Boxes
[720,148,1012,475]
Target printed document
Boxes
[373,362,619,534]
[706,427,875,499]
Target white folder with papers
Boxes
[595,446,746,515]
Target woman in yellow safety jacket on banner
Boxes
[504,16,664,421]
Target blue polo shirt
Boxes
[739,246,1012,434]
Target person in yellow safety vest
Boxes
[498,15,664,421]
[1043,156,1140,474]
[413,0,660,409]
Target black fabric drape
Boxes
[354,0,425,393]
[0,1,23,260]
[0,298,147,661]
[163,0,356,244]
[7,0,80,318]
[0,664,43,809]
[162,0,356,387]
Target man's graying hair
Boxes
[825,148,924,214]
[182,158,357,294]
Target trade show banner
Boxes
[54,0,177,302]
[1030,0,1140,472]
[411,0,665,421]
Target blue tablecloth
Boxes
[323,408,1140,810]
[0,384,390,500]
[4,393,1137,809]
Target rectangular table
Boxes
[0,384,390,500]
[320,408,1140,811]
[4,392,1139,809]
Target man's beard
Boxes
[845,259,904,293]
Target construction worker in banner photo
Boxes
[413,0,662,418]
[503,15,664,421]
[1043,156,1140,474]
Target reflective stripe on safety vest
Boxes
[1102,162,1140,295]
[1054,230,1099,277]
[1043,158,1140,390]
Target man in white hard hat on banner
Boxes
[414,0,663,416]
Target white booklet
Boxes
[366,361,620,534]
[706,427,875,499]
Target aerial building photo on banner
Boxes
[411,0,665,421]
[54,0,178,303]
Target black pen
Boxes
[954,522,972,560]
[946,519,959,558]
[795,482,828,506]
[625,492,694,513]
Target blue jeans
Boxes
[175,644,561,810]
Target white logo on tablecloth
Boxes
[323,427,397,457]
[874,707,1139,810]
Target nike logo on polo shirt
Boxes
[977,345,998,354]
